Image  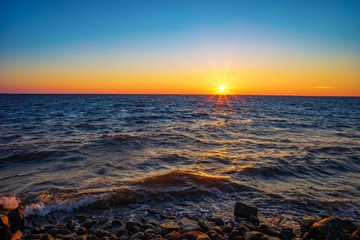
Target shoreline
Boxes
[1,201,359,240]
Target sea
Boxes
[0,94,359,223]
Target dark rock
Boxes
[249,216,259,226]
[10,230,23,240]
[198,220,214,232]
[112,220,122,228]
[99,237,110,240]
[237,226,250,235]
[211,226,222,234]
[160,221,180,231]
[197,233,211,240]
[129,231,144,240]
[165,231,181,240]
[229,230,241,239]
[214,218,224,227]
[351,230,360,240]
[231,237,245,240]
[207,230,224,240]
[144,223,156,230]
[239,221,256,231]
[180,230,203,240]
[144,228,156,235]
[95,229,111,238]
[56,233,76,240]
[223,221,234,233]
[0,214,10,240]
[66,219,76,231]
[81,219,97,229]
[307,217,357,240]
[182,224,201,232]
[49,227,72,236]
[133,226,144,233]
[76,227,87,235]
[279,227,292,239]
[7,206,24,233]
[125,221,142,232]
[256,224,269,233]
[88,235,99,240]
[75,236,87,240]
[299,216,317,233]
[116,229,129,237]
[234,202,258,218]
[244,231,264,240]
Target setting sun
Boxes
[219,85,225,93]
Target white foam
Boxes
[0,196,20,210]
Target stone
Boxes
[129,232,144,240]
[244,231,264,240]
[0,215,11,240]
[7,206,24,233]
[95,229,111,238]
[76,236,87,240]
[49,227,72,236]
[182,224,201,232]
[234,202,258,218]
[197,233,211,240]
[299,216,317,233]
[10,230,23,240]
[256,224,269,233]
[249,216,259,226]
[144,228,156,235]
[207,230,224,240]
[66,219,76,231]
[229,230,241,239]
[88,235,99,240]
[112,220,122,228]
[198,220,214,232]
[56,233,76,240]
[76,227,87,235]
[214,218,224,227]
[160,221,180,231]
[351,230,360,240]
[145,223,156,230]
[164,231,181,240]
[125,221,142,232]
[180,230,204,240]
[223,221,233,232]
[211,226,222,234]
[133,226,144,233]
[278,227,292,239]
[99,237,110,240]
[307,217,357,240]
[116,229,129,237]
[81,219,97,229]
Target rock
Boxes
[144,223,156,230]
[99,237,110,240]
[125,221,142,232]
[237,226,250,235]
[278,227,292,239]
[180,230,204,240]
[144,228,156,236]
[129,231,144,240]
[244,231,264,240]
[211,226,222,234]
[165,231,181,240]
[7,206,24,233]
[119,234,129,240]
[229,230,241,239]
[81,219,97,229]
[66,219,76,231]
[207,230,224,240]
[256,224,269,233]
[56,233,76,240]
[96,229,111,238]
[182,224,201,232]
[307,217,357,240]
[133,226,144,233]
[239,221,256,231]
[76,236,87,240]
[10,230,23,240]
[49,227,72,236]
[0,215,11,240]
[198,220,214,232]
[88,235,99,240]
[299,216,317,233]
[116,229,129,237]
[351,230,360,240]
[76,227,87,235]
[214,218,224,227]
[160,221,180,231]
[249,216,259,226]
[112,220,122,228]
[223,221,233,233]
[234,202,258,218]
[197,233,211,240]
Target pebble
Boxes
[160,221,181,230]
[197,233,211,240]
[111,219,122,228]
[182,224,201,232]
[129,231,144,240]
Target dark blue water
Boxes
[0,94,359,221]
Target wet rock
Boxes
[8,206,24,233]
[66,219,76,231]
[0,215,11,240]
[56,233,76,240]
[307,217,357,240]
[231,237,244,240]
[197,233,211,240]
[182,224,201,232]
[244,231,264,240]
[180,230,204,240]
[214,218,224,227]
[249,216,259,226]
[223,221,234,233]
[116,229,129,237]
[129,231,144,240]
[99,237,110,240]
[299,216,317,233]
[87,235,99,240]
[49,227,72,236]
[160,221,180,231]
[198,220,214,232]
[133,226,144,233]
[234,202,258,218]
[165,231,181,240]
[144,228,156,236]
[76,226,87,235]
[212,226,222,234]
[256,224,269,233]
[351,230,360,240]
[207,230,224,240]
[81,219,97,229]
[278,227,292,239]
[112,220,122,228]
[229,230,241,239]
[76,236,87,240]
[119,234,129,240]
[144,223,156,230]
[125,221,142,232]
[96,229,111,238]
[10,230,23,240]
[237,226,250,235]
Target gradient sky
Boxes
[1,0,359,95]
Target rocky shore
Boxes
[1,201,359,240]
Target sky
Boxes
[0,0,359,95]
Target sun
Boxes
[219,85,226,93]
